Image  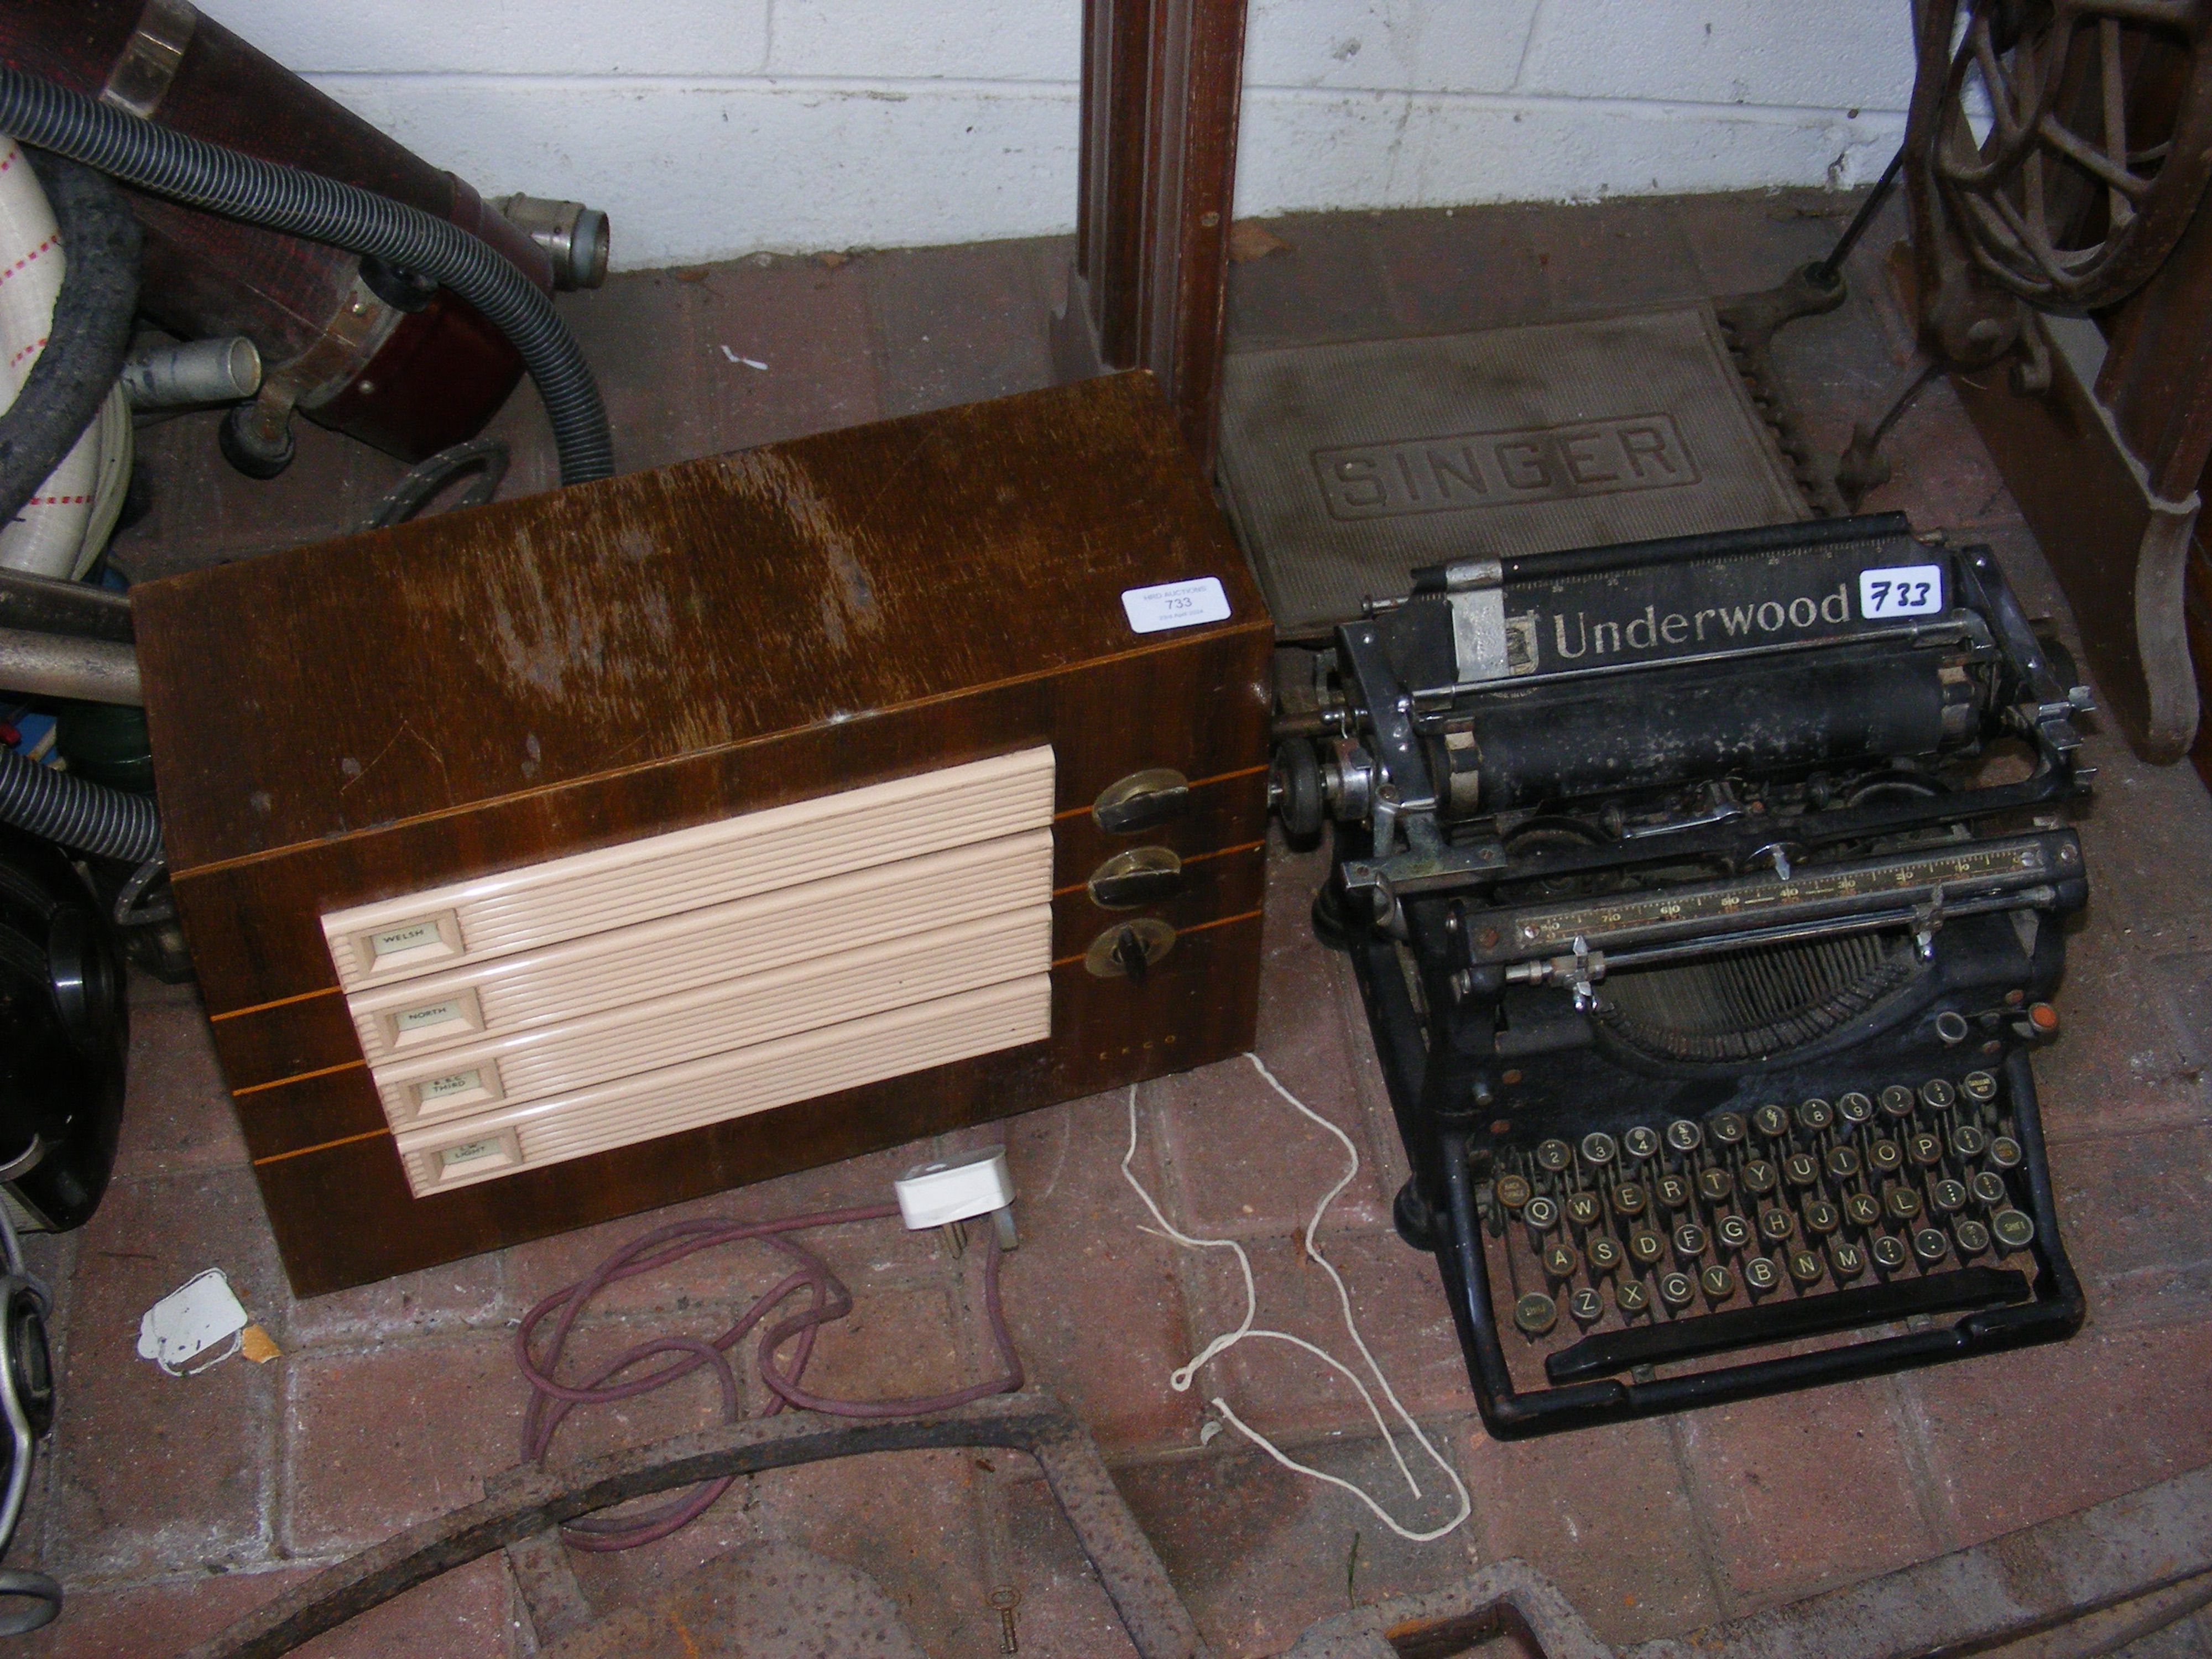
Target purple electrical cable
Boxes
[515,1199,1025,1551]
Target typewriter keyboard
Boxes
[1477,1070,2044,1354]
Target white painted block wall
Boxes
[195,1,1914,271]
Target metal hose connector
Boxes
[0,745,159,862]
[0,68,613,487]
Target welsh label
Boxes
[1858,564,1944,618]
[1123,577,1230,635]
[368,919,441,957]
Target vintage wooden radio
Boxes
[134,373,1272,1294]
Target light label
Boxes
[440,1139,504,1168]
[368,919,441,957]
[1858,564,1944,619]
[1122,577,1230,635]
[395,998,466,1034]
[418,1070,483,1103]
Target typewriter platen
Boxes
[1270,513,2092,1437]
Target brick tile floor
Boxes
[21,190,2209,1656]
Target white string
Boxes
[1119,1052,1473,1544]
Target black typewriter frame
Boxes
[1349,917,2085,1438]
[1298,515,2094,1438]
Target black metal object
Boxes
[0,822,125,1232]
[1811,143,1907,290]
[1290,515,2092,1437]
[0,568,132,645]
[180,1392,1211,1659]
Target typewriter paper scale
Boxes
[320,749,1057,1196]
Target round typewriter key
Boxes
[1579,1131,1618,1167]
[1912,1226,1950,1264]
[1742,1159,1778,1195]
[1569,1286,1604,1324]
[1885,1185,1923,1223]
[1615,1279,1651,1314]
[1951,1124,1988,1159]
[1659,1271,1696,1309]
[1543,1241,1579,1280]
[1629,1229,1666,1266]
[1717,1213,1752,1251]
[1871,1234,1909,1271]
[1910,1132,1944,1167]
[1992,1209,2038,1251]
[1697,1166,1735,1204]
[1513,1292,1558,1335]
[1666,1119,1704,1155]
[1496,1173,1533,1211]
[1709,1110,1747,1146]
[1830,1240,1867,1280]
[1753,1104,1791,1139]
[1655,1173,1692,1210]
[1953,1218,1990,1256]
[1785,1152,1820,1187]
[1797,1098,1834,1133]
[1931,1178,1968,1214]
[1759,1206,1796,1243]
[1788,1248,1825,1286]
[1880,1084,1917,1119]
[1838,1091,1875,1125]
[1970,1170,2009,1207]
[1566,1192,1603,1228]
[1961,1070,1999,1104]
[1672,1222,1708,1260]
[1587,1234,1623,1273]
[1988,1135,2024,1171]
[1536,1138,1573,1173]
[1825,1145,1861,1181]
[1623,1125,1661,1161]
[1804,1199,1840,1235]
[1701,1264,1736,1302]
[1611,1181,1649,1218]
[1743,1255,1780,1295]
[1523,1196,1560,1232]
[1845,1192,1883,1228]
[1919,1078,1958,1111]
[1869,1139,1904,1173]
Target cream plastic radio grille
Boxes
[345,831,1052,1065]
[397,976,1051,1194]
[322,748,1056,990]
[369,905,1051,1128]
[325,749,1058,1194]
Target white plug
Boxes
[894,1147,1017,1254]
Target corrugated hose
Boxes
[0,66,613,486]
[0,745,159,863]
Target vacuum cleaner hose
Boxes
[0,150,139,544]
[0,746,159,863]
[0,67,614,487]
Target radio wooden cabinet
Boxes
[134,373,1273,1294]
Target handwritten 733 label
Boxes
[1122,577,1230,635]
[1858,564,1944,618]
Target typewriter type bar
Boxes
[1285,513,2094,1437]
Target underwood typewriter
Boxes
[1269,513,2091,1437]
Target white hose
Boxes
[0,137,127,581]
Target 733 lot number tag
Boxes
[1858,564,1944,619]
